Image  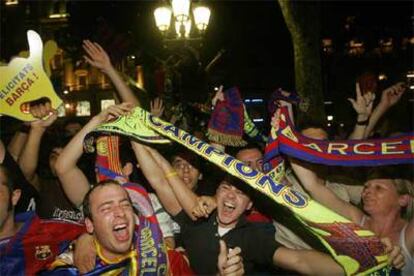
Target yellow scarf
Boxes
[95,238,138,276]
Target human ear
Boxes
[122,162,133,177]
[85,218,94,234]
[11,189,22,206]
[398,194,411,208]
[246,201,253,211]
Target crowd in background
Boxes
[0,39,412,275]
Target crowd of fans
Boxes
[0,40,412,275]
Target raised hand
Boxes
[83,40,112,73]
[348,82,375,120]
[217,240,244,276]
[73,233,96,274]
[270,108,282,131]
[381,238,405,270]
[95,102,133,124]
[192,195,217,218]
[212,85,225,107]
[150,97,165,118]
[29,101,58,129]
[378,82,406,110]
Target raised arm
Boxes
[144,146,200,220]
[7,125,28,161]
[0,139,5,163]
[365,82,405,138]
[348,83,375,140]
[55,103,132,206]
[273,247,344,275]
[83,40,140,107]
[18,104,57,191]
[290,159,363,224]
[130,141,182,216]
[406,202,414,258]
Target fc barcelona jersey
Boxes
[0,212,84,275]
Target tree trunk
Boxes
[278,0,325,126]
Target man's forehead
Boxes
[90,184,128,203]
[173,156,190,164]
[236,148,263,159]
[219,181,244,193]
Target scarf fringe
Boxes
[207,129,247,147]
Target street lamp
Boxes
[154,0,211,41]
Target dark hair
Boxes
[0,165,17,212]
[237,143,263,154]
[62,117,83,130]
[220,174,253,199]
[225,143,263,158]
[170,147,202,172]
[298,120,328,134]
[82,180,129,220]
[366,166,412,182]
[0,164,15,194]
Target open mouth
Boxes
[113,223,129,242]
[223,202,236,212]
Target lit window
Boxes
[101,99,116,111]
[75,69,88,90]
[76,101,91,117]
[57,104,66,117]
[5,0,18,6]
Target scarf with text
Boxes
[91,135,168,275]
[264,107,414,167]
[86,106,393,276]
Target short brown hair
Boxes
[82,180,131,220]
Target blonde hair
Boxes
[393,179,414,220]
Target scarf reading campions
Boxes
[84,106,414,275]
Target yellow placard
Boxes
[0,30,62,121]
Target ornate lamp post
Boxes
[154,0,211,42]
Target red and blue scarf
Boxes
[94,136,168,274]
[207,87,247,146]
[264,107,414,168]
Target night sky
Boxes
[1,0,412,125]
[63,1,413,91]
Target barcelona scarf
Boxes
[88,106,397,275]
[207,87,247,146]
[92,135,168,274]
[0,212,84,275]
[46,217,167,276]
[264,107,414,167]
[267,88,300,116]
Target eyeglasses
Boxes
[242,158,264,171]
[172,161,195,171]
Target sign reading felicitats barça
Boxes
[0,30,62,121]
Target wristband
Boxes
[356,119,369,126]
[165,171,178,179]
